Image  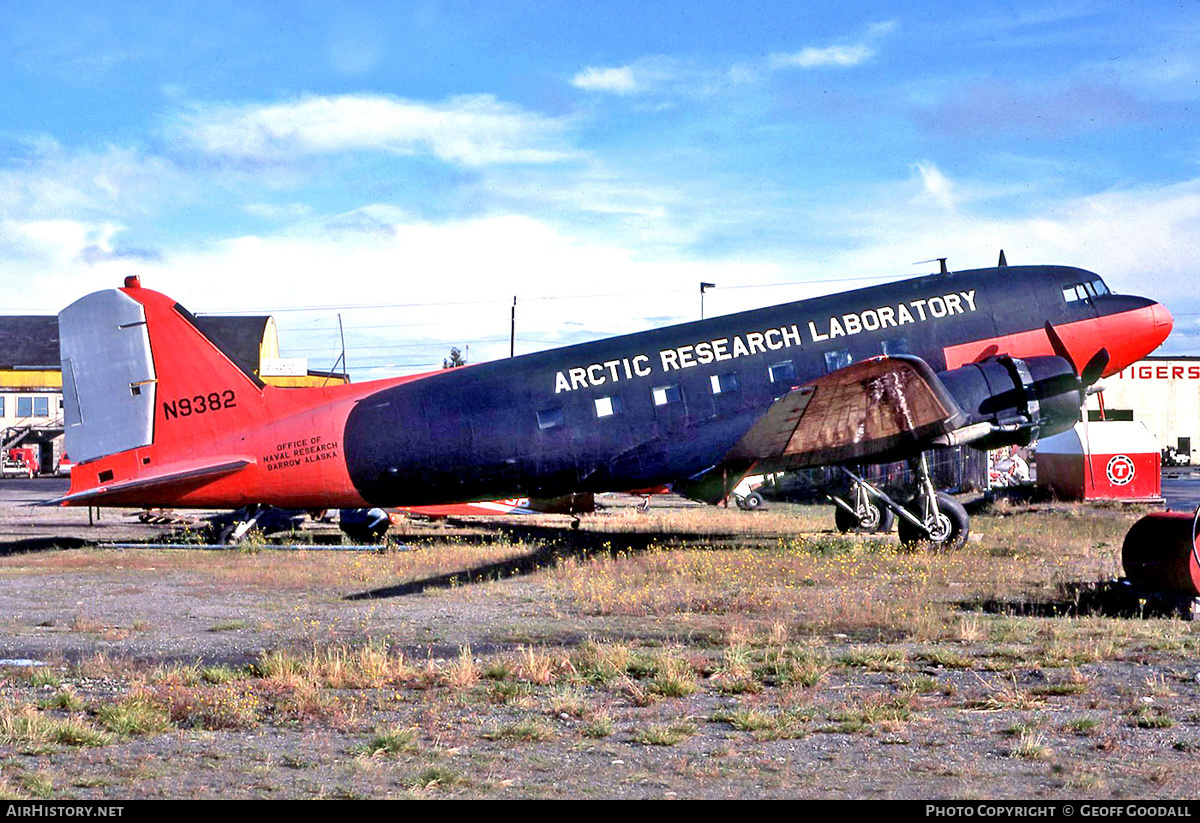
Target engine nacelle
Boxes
[936,355,1082,450]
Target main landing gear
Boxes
[829,455,969,551]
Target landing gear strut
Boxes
[830,455,969,550]
[830,475,894,534]
[218,504,268,544]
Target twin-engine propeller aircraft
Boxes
[54,256,1172,550]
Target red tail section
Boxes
[135,285,272,465]
[57,279,421,509]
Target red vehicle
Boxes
[2,448,38,478]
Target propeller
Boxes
[1045,321,1110,491]
[1044,322,1110,394]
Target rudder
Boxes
[58,277,268,468]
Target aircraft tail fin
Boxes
[58,276,267,476]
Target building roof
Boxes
[0,315,271,372]
[193,315,272,373]
[0,317,60,369]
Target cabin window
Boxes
[768,361,795,385]
[594,395,621,418]
[709,373,740,395]
[881,338,910,356]
[1090,279,1109,297]
[1062,285,1079,303]
[537,407,565,431]
[824,349,853,373]
[652,384,682,406]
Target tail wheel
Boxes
[898,492,969,551]
[339,508,391,543]
[741,492,764,511]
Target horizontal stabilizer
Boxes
[48,456,254,506]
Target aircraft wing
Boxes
[48,456,254,506]
[727,355,968,470]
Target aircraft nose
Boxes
[1095,298,1174,377]
[1152,301,1174,339]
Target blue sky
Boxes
[2,1,1198,377]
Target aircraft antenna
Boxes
[510,296,517,358]
[914,258,950,275]
[322,313,348,386]
[339,313,347,377]
[998,249,1008,267]
[700,282,716,320]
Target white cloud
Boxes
[769,44,874,70]
[0,141,179,218]
[8,171,1200,375]
[768,20,896,71]
[913,162,955,209]
[804,174,1200,336]
[572,66,641,94]
[570,60,681,96]
[171,93,577,166]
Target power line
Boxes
[198,272,907,315]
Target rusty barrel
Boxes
[1122,510,1200,597]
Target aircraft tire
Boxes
[834,501,892,533]
[874,506,896,534]
[339,507,391,543]
[742,492,765,511]
[898,492,969,551]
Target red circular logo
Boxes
[1106,455,1136,486]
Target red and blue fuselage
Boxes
[60,265,1172,510]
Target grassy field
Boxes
[2,499,1199,799]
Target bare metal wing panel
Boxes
[729,356,966,469]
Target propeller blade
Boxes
[1080,348,1110,388]
[1043,321,1078,374]
[1045,321,1109,396]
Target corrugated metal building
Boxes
[1085,356,1200,465]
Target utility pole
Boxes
[700,282,716,320]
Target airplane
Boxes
[52,256,1173,550]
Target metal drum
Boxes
[1122,508,1200,597]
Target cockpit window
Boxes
[1063,282,1101,303]
[1064,279,1111,305]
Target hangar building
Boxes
[1084,356,1200,466]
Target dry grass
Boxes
[1,499,1195,799]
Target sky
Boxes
[2,1,1198,379]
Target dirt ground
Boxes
[3,482,1200,799]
